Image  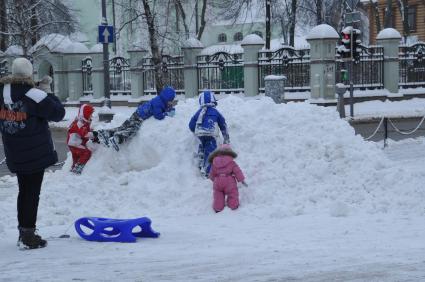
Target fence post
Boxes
[376,28,402,94]
[241,34,264,97]
[91,52,105,100]
[306,24,339,103]
[128,49,147,99]
[182,38,204,98]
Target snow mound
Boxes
[1,96,424,233]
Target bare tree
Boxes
[0,0,76,55]
[384,0,393,28]
[395,0,409,40]
[0,0,6,50]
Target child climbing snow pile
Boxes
[96,86,176,151]
[67,104,96,174]
[189,91,230,176]
[208,144,247,212]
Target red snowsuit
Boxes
[67,104,94,169]
[209,149,245,212]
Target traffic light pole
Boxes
[349,27,354,117]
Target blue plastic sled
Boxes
[74,217,160,242]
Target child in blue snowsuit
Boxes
[189,91,230,176]
[96,86,176,151]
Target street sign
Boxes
[98,25,114,44]
[345,12,361,24]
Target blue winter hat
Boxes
[159,86,176,102]
[198,91,217,106]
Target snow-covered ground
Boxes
[1,96,425,281]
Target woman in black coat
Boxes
[0,58,65,249]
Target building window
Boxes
[253,31,263,38]
[218,33,227,43]
[233,32,243,41]
[408,6,417,32]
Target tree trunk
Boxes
[30,0,38,46]
[316,0,323,25]
[174,0,189,39]
[289,0,297,47]
[371,0,382,34]
[196,0,207,40]
[0,0,7,50]
[266,0,271,49]
[396,0,409,41]
[142,0,165,93]
[384,0,393,28]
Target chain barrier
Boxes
[364,117,385,140]
[388,116,425,135]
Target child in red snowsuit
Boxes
[208,144,247,212]
[67,104,95,174]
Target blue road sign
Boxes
[98,25,114,44]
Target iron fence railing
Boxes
[81,57,93,96]
[110,56,131,95]
[142,55,184,95]
[197,52,244,94]
[258,47,310,92]
[399,43,425,88]
[335,45,384,89]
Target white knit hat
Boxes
[11,57,33,78]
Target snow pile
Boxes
[1,96,425,233]
[5,45,24,56]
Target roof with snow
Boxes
[30,34,90,54]
[90,44,103,53]
[5,45,23,56]
[377,28,402,40]
[182,38,204,49]
[241,34,264,46]
[306,24,339,40]
[200,44,243,55]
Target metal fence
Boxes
[143,55,185,95]
[81,57,93,96]
[0,60,8,78]
[399,43,425,88]
[335,45,384,89]
[110,56,131,95]
[258,47,310,92]
[197,51,244,94]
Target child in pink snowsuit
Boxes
[208,144,246,212]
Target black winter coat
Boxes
[0,76,65,173]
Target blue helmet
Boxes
[198,91,217,106]
[159,86,176,102]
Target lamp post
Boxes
[101,0,111,109]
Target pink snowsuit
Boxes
[209,155,245,212]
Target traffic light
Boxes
[337,26,352,59]
[352,28,362,63]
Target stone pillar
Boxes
[128,49,147,99]
[306,24,339,102]
[241,34,264,97]
[265,75,286,103]
[91,52,105,100]
[182,38,204,98]
[376,28,402,94]
[64,53,88,102]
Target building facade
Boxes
[362,0,425,44]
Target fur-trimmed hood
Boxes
[0,75,35,87]
[208,146,237,163]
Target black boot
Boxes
[17,227,47,250]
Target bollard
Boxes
[264,75,286,104]
[335,83,346,118]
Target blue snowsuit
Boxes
[189,91,229,174]
[98,87,176,147]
